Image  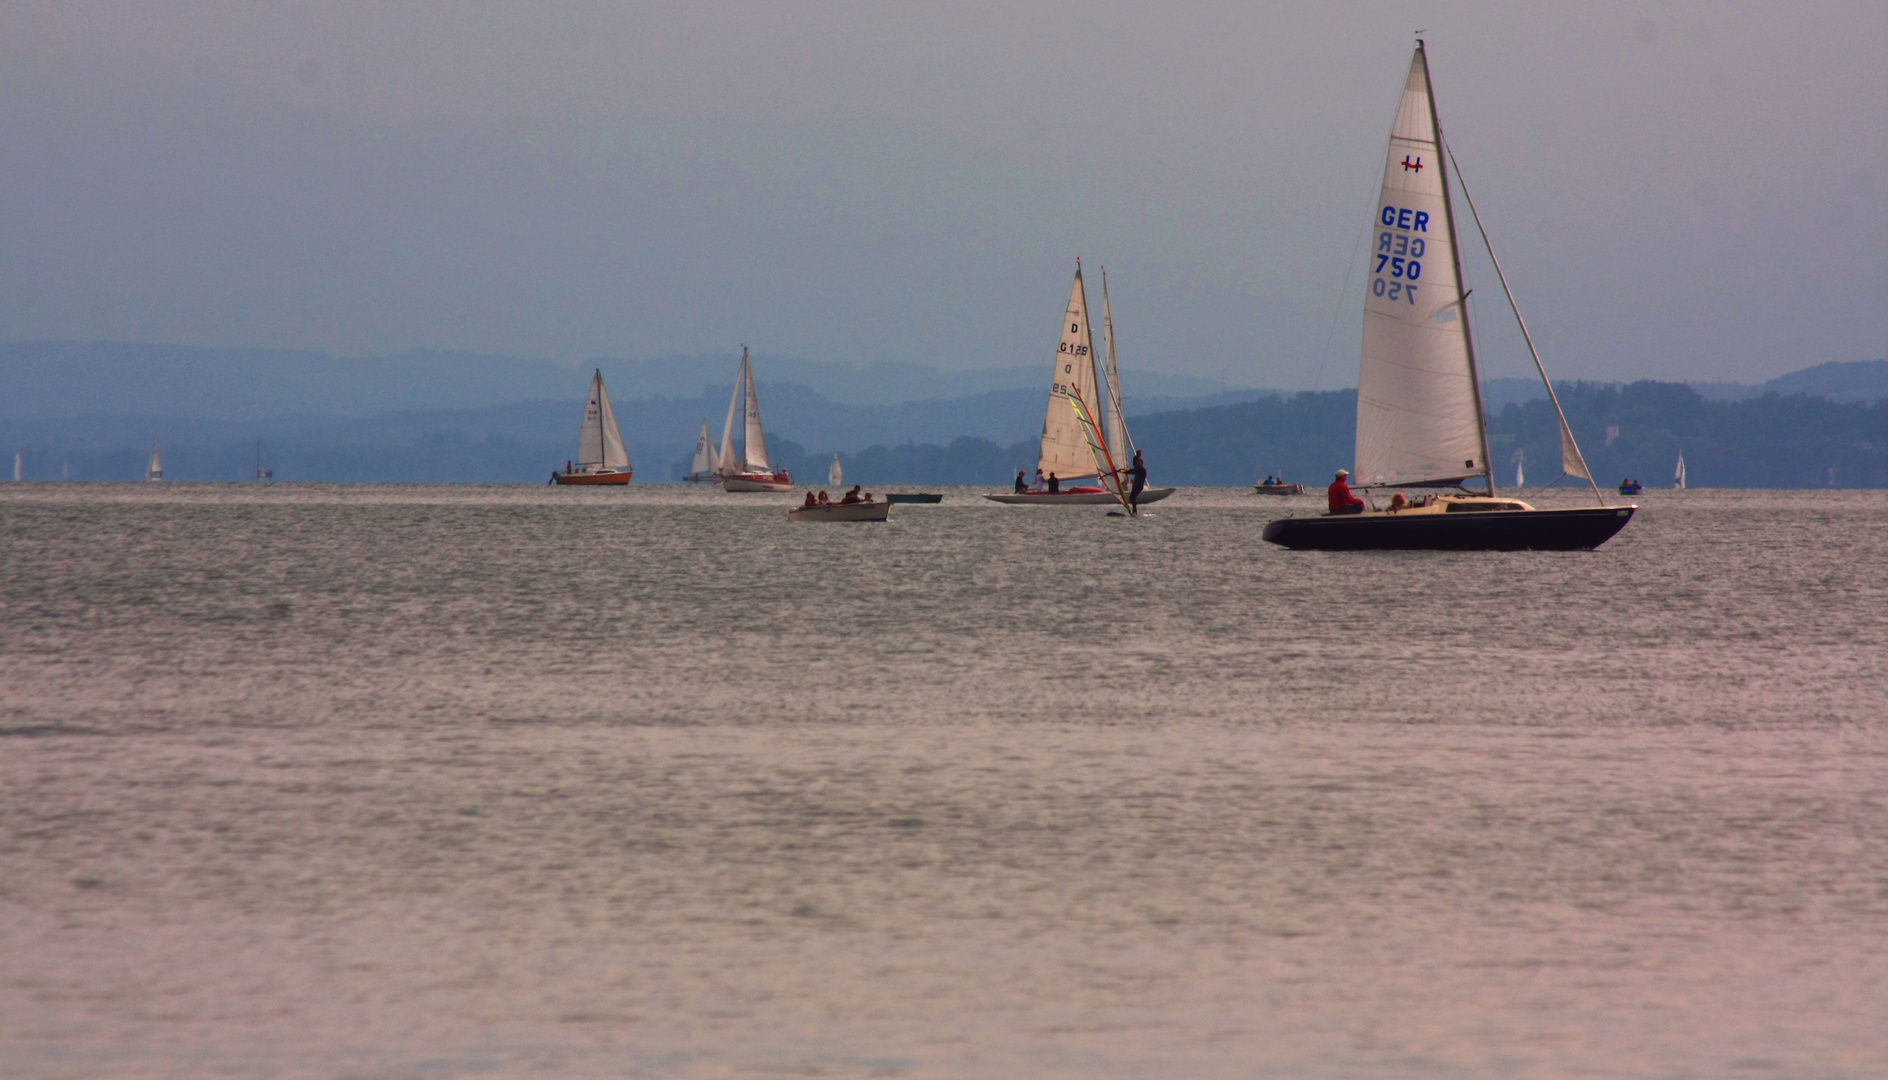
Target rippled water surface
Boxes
[3,484,1885,1078]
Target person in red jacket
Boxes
[1328,469,1366,515]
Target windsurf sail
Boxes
[1066,383,1131,513]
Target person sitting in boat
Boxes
[1034,468,1046,492]
[840,485,863,505]
[817,490,832,507]
[1389,492,1407,512]
[1047,473,1060,494]
[803,491,818,509]
[1328,469,1365,515]
[1014,470,1028,494]
[862,491,874,503]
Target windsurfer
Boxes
[1128,450,1147,511]
[1328,469,1366,515]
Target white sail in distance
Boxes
[1514,448,1524,489]
[1674,451,1687,490]
[717,354,743,476]
[1355,44,1490,489]
[741,349,770,471]
[147,441,163,481]
[1100,268,1132,465]
[576,369,631,470]
[829,454,843,486]
[691,421,716,475]
[1038,266,1103,481]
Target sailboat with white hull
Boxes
[717,346,793,492]
[1263,41,1633,552]
[986,263,1174,508]
[553,369,634,484]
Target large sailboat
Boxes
[552,369,634,485]
[985,263,1174,508]
[1263,41,1633,551]
[716,346,793,492]
[146,441,163,482]
[682,420,719,482]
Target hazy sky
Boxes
[2,2,1883,387]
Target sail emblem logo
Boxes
[1402,155,1423,172]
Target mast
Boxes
[1100,267,1131,462]
[718,351,743,476]
[1444,143,1604,504]
[1419,40,1497,497]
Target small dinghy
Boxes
[1253,482,1304,496]
[884,492,943,504]
[789,501,891,522]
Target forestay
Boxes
[577,369,631,470]
[1038,267,1103,481]
[1355,45,1488,488]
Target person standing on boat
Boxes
[1127,450,1148,512]
[1328,469,1365,515]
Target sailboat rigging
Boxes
[1262,40,1633,551]
[985,262,1173,507]
[717,346,794,492]
[552,369,634,484]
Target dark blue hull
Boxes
[1261,505,1635,551]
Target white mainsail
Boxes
[146,441,163,482]
[741,350,770,471]
[1355,45,1490,489]
[1100,268,1133,467]
[829,454,843,486]
[1038,265,1103,481]
[575,369,631,470]
[1674,451,1687,490]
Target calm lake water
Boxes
[2,484,1885,1078]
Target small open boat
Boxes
[985,487,1172,506]
[1253,482,1305,496]
[553,369,634,484]
[789,501,892,522]
[1619,480,1643,495]
[884,492,943,504]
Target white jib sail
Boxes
[692,421,716,474]
[577,369,631,469]
[829,454,842,486]
[1100,269,1131,466]
[1038,266,1103,481]
[717,355,743,475]
[1675,451,1687,490]
[147,441,162,481]
[1355,46,1487,488]
[741,349,770,471]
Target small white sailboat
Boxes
[146,441,164,482]
[716,346,793,492]
[1674,451,1687,490]
[1513,447,1524,489]
[553,369,634,484]
[829,454,843,487]
[13,451,21,482]
[254,440,272,482]
[682,420,719,482]
[1263,40,1632,551]
[986,262,1173,509]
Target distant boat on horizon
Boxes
[1674,450,1687,490]
[683,419,718,483]
[829,453,843,488]
[716,347,793,492]
[146,441,163,482]
[552,369,633,485]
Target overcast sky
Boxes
[2,2,1883,387]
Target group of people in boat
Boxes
[1010,450,1149,505]
[1260,474,1287,486]
[802,485,875,508]
[1327,469,1425,514]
